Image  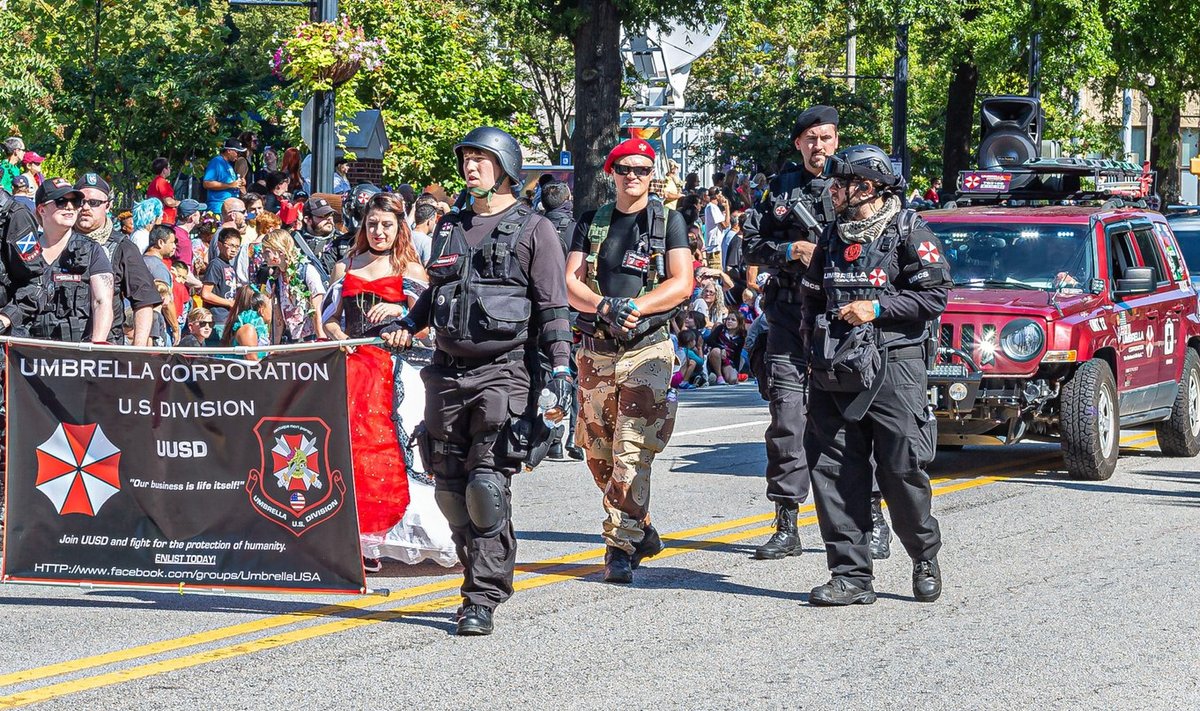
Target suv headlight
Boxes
[1000,319,1044,362]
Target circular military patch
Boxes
[844,243,862,262]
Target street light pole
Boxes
[309,0,338,195]
[891,22,909,183]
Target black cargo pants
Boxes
[761,296,811,506]
[421,353,529,609]
[805,357,941,585]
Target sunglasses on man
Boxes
[613,164,654,178]
[52,196,83,209]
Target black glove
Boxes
[381,317,417,336]
[598,297,637,336]
[546,373,574,420]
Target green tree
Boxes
[488,0,728,212]
[1101,0,1200,203]
[0,10,63,139]
[342,0,537,187]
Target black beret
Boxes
[791,105,839,140]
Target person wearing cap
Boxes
[380,126,573,637]
[564,138,694,584]
[202,139,247,214]
[173,198,207,271]
[20,178,114,343]
[800,144,949,606]
[1,137,25,193]
[292,196,340,281]
[10,175,35,213]
[21,151,44,189]
[74,172,162,346]
[740,105,842,561]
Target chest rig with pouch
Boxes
[30,231,95,343]
[809,211,921,411]
[426,204,535,359]
[584,201,676,340]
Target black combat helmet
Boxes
[455,127,524,191]
[342,183,382,235]
[824,144,906,193]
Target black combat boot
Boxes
[870,496,892,560]
[631,524,664,570]
[566,443,585,461]
[456,604,494,636]
[603,546,634,584]
[547,440,564,460]
[913,558,942,602]
[753,503,801,559]
[810,577,877,606]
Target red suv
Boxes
[922,160,1200,480]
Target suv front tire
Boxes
[1061,359,1119,481]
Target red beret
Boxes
[603,139,656,174]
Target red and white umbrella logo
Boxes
[868,268,888,287]
[35,423,122,516]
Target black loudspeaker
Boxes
[978,96,1043,169]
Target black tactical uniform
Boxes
[740,106,838,558]
[801,145,950,605]
[21,230,112,343]
[398,128,572,635]
[0,189,39,333]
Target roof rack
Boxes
[955,158,1155,206]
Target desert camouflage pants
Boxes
[576,338,677,552]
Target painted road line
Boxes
[1,442,1153,711]
[672,420,771,438]
[0,432,1155,697]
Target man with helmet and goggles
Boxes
[382,127,572,636]
[799,144,951,606]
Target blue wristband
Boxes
[551,366,571,376]
[873,301,882,318]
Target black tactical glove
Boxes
[546,372,575,421]
[597,297,638,336]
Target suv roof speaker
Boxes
[978,96,1043,169]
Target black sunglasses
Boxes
[81,198,109,208]
[53,196,83,209]
[613,164,654,177]
[195,321,214,327]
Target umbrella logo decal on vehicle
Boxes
[35,423,122,516]
[246,418,346,537]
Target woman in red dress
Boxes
[323,193,429,571]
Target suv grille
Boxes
[940,322,1000,367]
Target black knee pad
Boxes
[464,471,507,536]
[434,489,470,529]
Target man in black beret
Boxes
[740,105,846,560]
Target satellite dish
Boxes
[622,21,724,110]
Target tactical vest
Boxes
[822,210,927,347]
[29,231,95,343]
[583,201,676,338]
[767,171,835,280]
[426,203,535,359]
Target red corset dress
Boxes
[341,272,414,534]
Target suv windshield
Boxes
[927,222,1093,291]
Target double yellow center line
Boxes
[0,432,1158,707]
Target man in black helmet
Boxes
[740,105,839,560]
[800,144,950,606]
[382,127,573,637]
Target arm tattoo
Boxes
[94,273,114,293]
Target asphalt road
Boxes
[1,383,1198,709]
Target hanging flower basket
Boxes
[271,15,386,91]
[326,60,362,88]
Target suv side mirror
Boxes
[1115,266,1154,295]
